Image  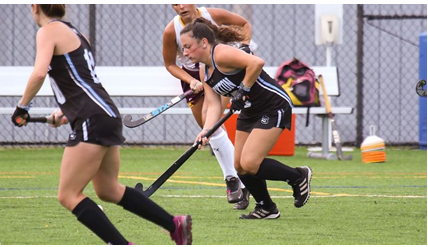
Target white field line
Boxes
[0,194,426,199]
[0,196,58,199]
[161,195,427,199]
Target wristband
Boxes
[240,82,251,92]
[17,102,32,111]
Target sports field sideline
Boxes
[0,146,426,245]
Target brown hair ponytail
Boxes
[39,4,66,18]
[181,17,245,45]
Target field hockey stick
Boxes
[15,116,68,125]
[135,109,235,197]
[319,75,352,161]
[416,79,427,97]
[123,89,194,128]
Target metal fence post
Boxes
[89,4,96,56]
[356,4,364,147]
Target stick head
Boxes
[123,114,147,128]
[343,154,353,160]
[123,115,132,122]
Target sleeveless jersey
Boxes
[204,45,294,118]
[173,7,216,72]
[47,20,120,129]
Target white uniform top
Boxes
[173,7,217,72]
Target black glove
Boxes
[231,84,251,111]
[239,43,253,55]
[11,106,29,127]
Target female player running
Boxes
[180,17,312,219]
[12,4,192,244]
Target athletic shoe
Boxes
[291,166,312,208]
[239,203,280,219]
[170,215,192,245]
[225,176,243,203]
[233,187,250,210]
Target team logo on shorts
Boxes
[261,115,269,125]
[69,131,76,141]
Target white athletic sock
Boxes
[209,128,245,188]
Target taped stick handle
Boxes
[27,117,48,123]
[24,116,68,125]
[15,116,46,124]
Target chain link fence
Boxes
[357,5,427,146]
[0,4,426,146]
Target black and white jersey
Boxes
[47,20,120,129]
[204,45,293,118]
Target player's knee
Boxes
[239,157,262,175]
[239,163,258,175]
[96,190,116,203]
[57,190,76,211]
[95,184,124,203]
[57,191,67,208]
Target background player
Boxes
[163,4,254,210]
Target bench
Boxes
[0,66,353,154]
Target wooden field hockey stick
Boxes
[135,109,235,197]
[123,89,194,128]
[319,75,352,161]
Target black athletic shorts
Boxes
[66,115,125,147]
[236,107,292,133]
[181,67,204,108]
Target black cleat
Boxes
[291,166,312,208]
[239,203,280,219]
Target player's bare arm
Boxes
[20,27,54,106]
[196,66,222,146]
[163,20,198,85]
